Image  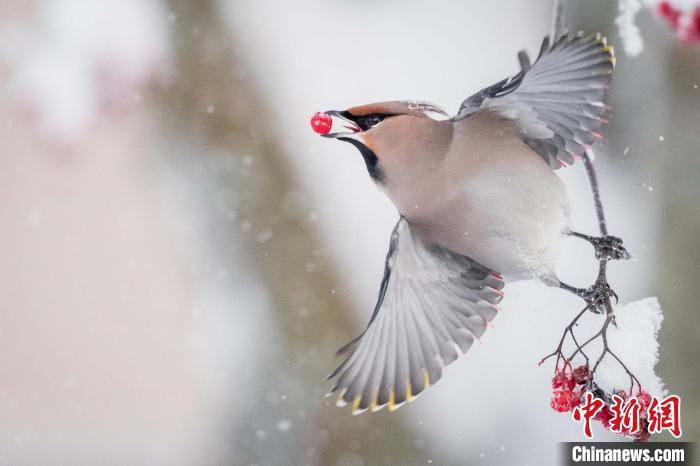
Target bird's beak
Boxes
[320,110,362,139]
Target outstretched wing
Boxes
[455,32,615,169]
[328,217,504,414]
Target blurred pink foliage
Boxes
[1,0,171,145]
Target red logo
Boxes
[572,392,682,439]
[647,394,682,438]
[609,395,642,435]
[572,392,605,438]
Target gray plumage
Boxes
[330,218,504,413]
[319,32,614,414]
[456,32,614,169]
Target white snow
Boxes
[590,297,666,398]
[276,419,292,432]
[616,0,645,57]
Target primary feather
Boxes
[456,32,614,168]
[329,218,504,414]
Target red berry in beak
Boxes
[310,112,332,135]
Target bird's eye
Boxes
[367,115,382,126]
[358,114,385,130]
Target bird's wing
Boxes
[328,217,504,414]
[455,32,614,169]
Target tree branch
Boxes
[583,150,609,237]
[551,0,568,39]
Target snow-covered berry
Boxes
[550,389,580,412]
[638,391,652,410]
[572,365,591,385]
[552,370,576,391]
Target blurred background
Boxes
[0,0,698,464]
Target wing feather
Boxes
[455,32,614,169]
[329,217,504,414]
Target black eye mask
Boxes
[353,113,390,131]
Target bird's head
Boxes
[315,101,449,182]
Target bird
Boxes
[315,32,630,415]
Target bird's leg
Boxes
[559,280,618,314]
[569,231,631,261]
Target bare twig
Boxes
[539,304,590,370]
[583,151,608,237]
[551,0,568,39]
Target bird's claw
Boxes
[581,282,618,313]
[591,235,631,261]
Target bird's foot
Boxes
[580,282,618,311]
[592,235,631,261]
[559,281,618,313]
[570,232,631,261]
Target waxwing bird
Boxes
[316,32,630,415]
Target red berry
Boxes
[552,371,575,391]
[656,2,700,43]
[552,373,564,389]
[310,112,333,135]
[550,391,570,412]
[550,389,579,413]
[595,406,613,429]
[572,366,591,385]
[689,8,700,42]
[638,391,652,410]
[658,2,681,27]
[570,390,582,408]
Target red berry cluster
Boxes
[549,366,653,441]
[549,365,589,412]
[598,390,653,441]
[658,1,700,43]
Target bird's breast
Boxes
[391,135,569,280]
